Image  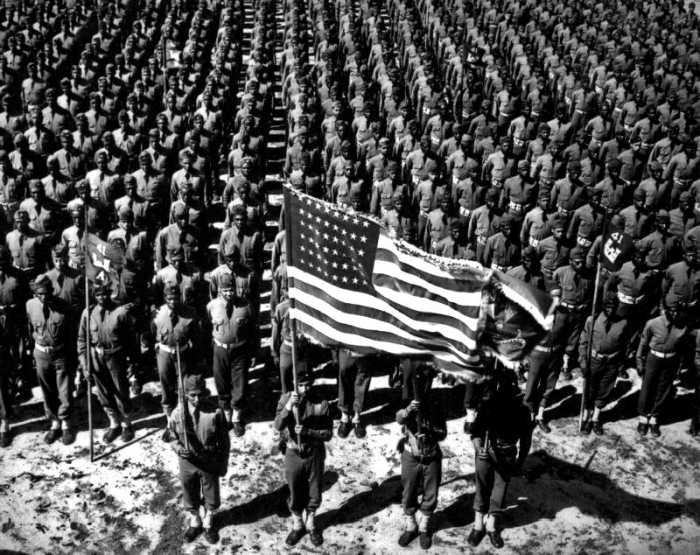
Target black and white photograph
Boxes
[0,0,699,552]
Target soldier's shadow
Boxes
[505,450,700,528]
[316,474,403,530]
[216,470,339,529]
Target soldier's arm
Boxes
[270,307,281,361]
[635,320,652,372]
[76,308,89,367]
[273,393,292,431]
[578,316,592,370]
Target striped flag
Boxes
[283,187,555,380]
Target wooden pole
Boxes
[83,203,94,462]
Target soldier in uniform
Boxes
[578,293,628,435]
[77,280,137,443]
[271,285,308,394]
[152,247,203,309]
[396,364,446,549]
[151,283,202,433]
[551,246,594,379]
[636,300,690,437]
[206,272,257,437]
[167,374,230,545]
[26,275,76,445]
[468,375,531,549]
[5,210,49,280]
[274,372,332,547]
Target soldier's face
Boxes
[36,291,48,304]
[165,294,178,310]
[53,254,66,272]
[221,286,234,302]
[95,291,108,305]
[233,214,245,229]
[187,391,204,408]
[571,257,584,272]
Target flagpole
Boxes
[83,202,94,462]
[579,210,609,432]
[283,186,301,427]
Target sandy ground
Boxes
[1,363,699,555]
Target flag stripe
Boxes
[373,259,483,307]
[376,234,488,282]
[289,307,483,373]
[289,266,479,351]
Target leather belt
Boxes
[158,343,190,353]
[649,349,676,359]
[213,338,245,349]
[534,344,554,353]
[591,350,619,361]
[617,292,644,304]
[560,301,586,311]
[35,343,63,353]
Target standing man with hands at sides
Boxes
[468,375,532,549]
[167,374,230,545]
[274,371,332,548]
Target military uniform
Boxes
[636,312,689,433]
[26,283,76,442]
[77,295,137,440]
[206,280,256,435]
[274,387,332,545]
[151,298,201,414]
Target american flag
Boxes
[283,187,555,379]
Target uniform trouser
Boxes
[401,449,442,515]
[338,351,372,416]
[473,451,515,515]
[156,348,193,412]
[212,345,250,411]
[285,445,325,513]
[585,357,620,410]
[34,350,72,423]
[551,309,585,362]
[179,456,221,513]
[417,212,428,247]
[524,350,561,412]
[0,348,13,420]
[400,358,432,402]
[93,352,132,422]
[638,354,680,418]
[278,344,308,395]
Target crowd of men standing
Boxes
[0,0,698,549]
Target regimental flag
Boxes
[85,233,124,283]
[283,187,556,381]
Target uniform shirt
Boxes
[44,267,83,312]
[0,270,27,333]
[579,313,627,365]
[155,224,201,271]
[153,266,202,306]
[26,296,73,349]
[274,392,332,451]
[77,302,135,358]
[637,231,675,270]
[507,265,545,290]
[636,314,688,366]
[663,261,700,306]
[271,298,293,356]
[396,402,446,459]
[470,395,532,456]
[552,265,593,306]
[151,304,200,349]
[483,232,520,270]
[168,403,230,476]
[217,227,263,274]
[5,229,47,271]
[424,208,449,252]
[206,296,256,349]
[207,264,259,306]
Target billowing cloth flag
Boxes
[85,233,124,283]
[284,187,556,380]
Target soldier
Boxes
[5,210,49,280]
[77,280,137,443]
[26,275,76,444]
[218,203,264,278]
[551,246,594,379]
[167,374,230,545]
[154,203,202,271]
[336,350,373,439]
[396,364,446,549]
[483,214,520,272]
[271,284,309,394]
[274,372,332,547]
[579,293,628,435]
[209,245,260,316]
[152,247,203,309]
[151,283,202,433]
[636,300,690,437]
[206,272,257,437]
[468,375,531,549]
